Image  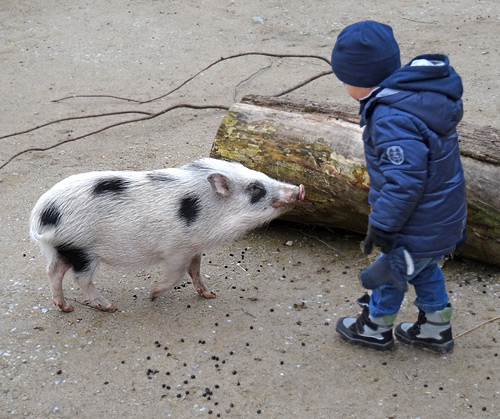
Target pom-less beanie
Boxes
[331,21,401,88]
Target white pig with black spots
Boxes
[30,158,305,312]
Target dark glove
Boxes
[360,247,414,292]
[362,224,398,255]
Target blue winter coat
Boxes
[360,54,467,258]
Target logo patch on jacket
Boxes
[386,146,405,165]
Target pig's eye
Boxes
[246,181,267,204]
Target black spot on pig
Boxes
[247,181,267,204]
[179,195,200,226]
[40,203,61,227]
[93,177,129,195]
[55,244,91,273]
[147,172,176,183]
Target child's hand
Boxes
[362,224,398,254]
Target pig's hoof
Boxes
[95,304,117,312]
[150,285,168,301]
[199,289,216,299]
[150,292,161,301]
[60,305,74,313]
[55,301,74,312]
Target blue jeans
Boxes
[369,255,449,317]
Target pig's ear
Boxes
[207,173,232,197]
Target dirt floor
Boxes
[1,1,499,417]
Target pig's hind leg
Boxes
[47,257,74,312]
[73,272,117,312]
[55,244,117,312]
[188,254,216,299]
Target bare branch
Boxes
[454,315,500,339]
[1,51,332,170]
[273,70,333,97]
[0,111,153,140]
[52,52,331,105]
[0,104,228,170]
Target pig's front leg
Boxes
[151,263,189,301]
[188,254,216,299]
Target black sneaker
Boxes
[336,303,395,351]
[395,304,454,354]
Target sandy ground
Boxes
[1,1,499,417]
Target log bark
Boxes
[210,95,500,267]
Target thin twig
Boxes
[52,94,142,104]
[0,104,228,170]
[233,61,274,102]
[0,111,153,140]
[401,18,436,24]
[242,310,257,319]
[52,52,331,105]
[454,315,500,339]
[66,297,100,311]
[273,70,333,97]
[281,224,342,254]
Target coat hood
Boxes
[362,54,464,135]
[380,54,463,100]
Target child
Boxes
[330,21,467,353]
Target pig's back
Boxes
[30,168,221,265]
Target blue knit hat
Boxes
[331,21,401,88]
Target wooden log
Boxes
[210,95,500,267]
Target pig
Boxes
[30,158,305,313]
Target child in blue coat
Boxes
[330,21,467,353]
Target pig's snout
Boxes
[272,184,306,209]
[298,184,306,202]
